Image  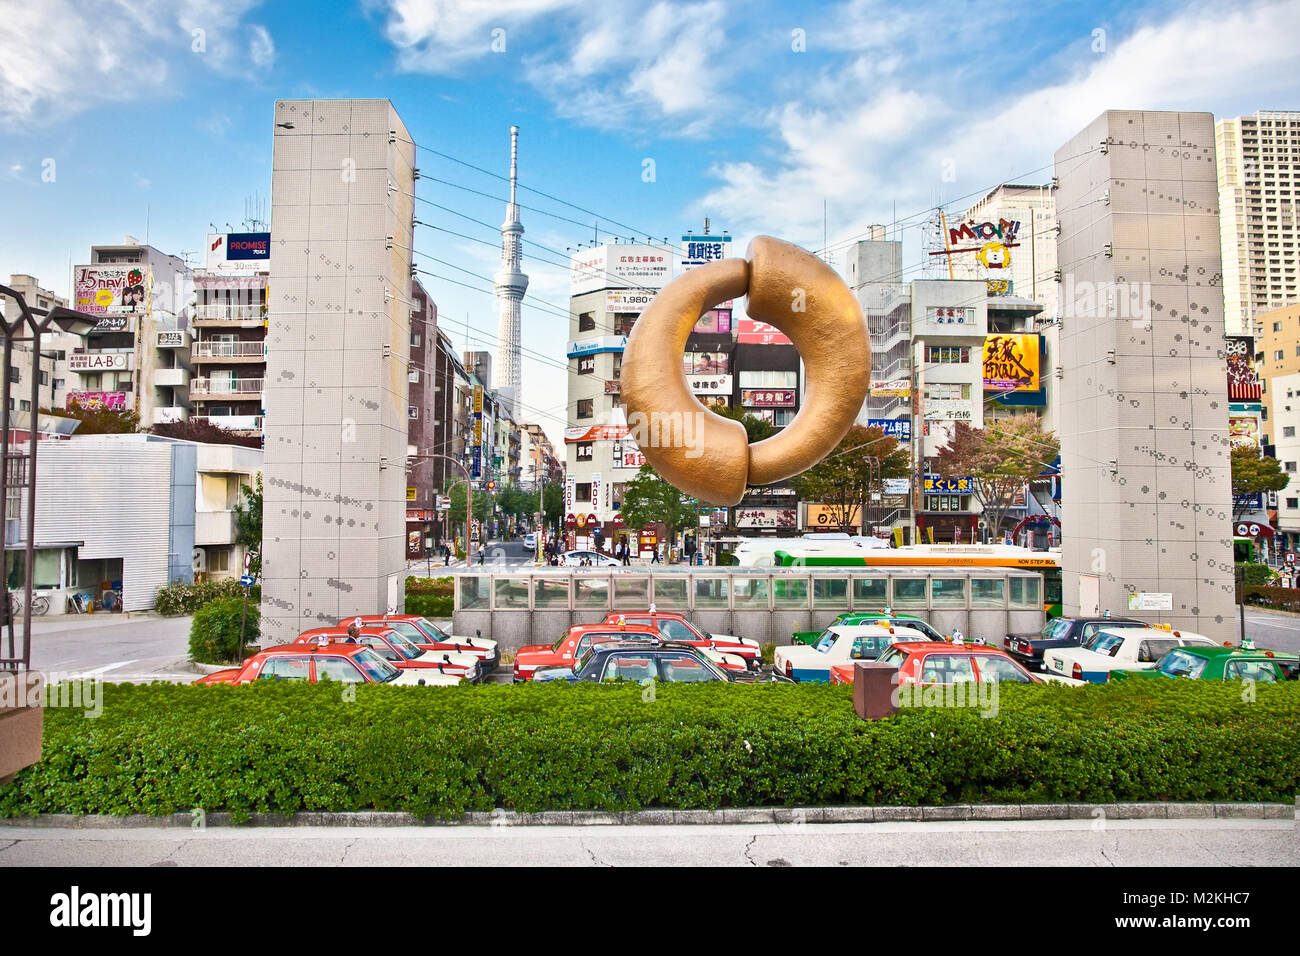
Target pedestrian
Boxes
[621,541,630,566]
[477,545,485,566]
[651,546,662,565]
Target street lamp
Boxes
[0,287,97,672]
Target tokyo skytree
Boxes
[493,125,528,418]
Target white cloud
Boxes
[248,24,276,69]
[0,0,270,127]
[379,0,580,70]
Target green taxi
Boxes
[1110,643,1299,683]
[793,611,945,646]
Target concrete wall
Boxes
[262,99,417,641]
[1056,110,1235,638]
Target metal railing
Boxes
[190,377,264,396]
[192,341,266,359]
[192,305,264,322]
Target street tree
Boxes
[620,463,695,547]
[44,397,140,434]
[233,474,263,575]
[934,415,1060,541]
[715,404,776,443]
[543,482,564,533]
[1230,445,1289,522]
[790,425,910,533]
[151,417,262,448]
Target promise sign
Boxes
[982,334,1039,391]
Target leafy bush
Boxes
[1236,562,1277,587]
[405,576,453,596]
[188,595,260,665]
[1243,585,1300,612]
[155,578,258,616]
[2,680,1296,819]
[405,594,454,618]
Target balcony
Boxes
[154,367,190,388]
[191,305,265,327]
[192,341,266,362]
[195,511,237,546]
[151,406,188,425]
[190,377,264,398]
[191,414,263,432]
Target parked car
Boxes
[602,610,762,669]
[342,614,499,671]
[296,626,480,681]
[1110,644,1300,683]
[793,611,945,646]
[533,641,752,684]
[1042,625,1217,683]
[774,622,929,683]
[561,549,620,567]
[192,643,462,687]
[1003,615,1148,671]
[523,533,537,550]
[842,640,1078,686]
[513,622,746,681]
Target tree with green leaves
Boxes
[543,482,564,532]
[715,403,777,443]
[44,397,140,435]
[934,415,1060,541]
[790,425,910,533]
[233,474,263,575]
[619,463,695,550]
[1231,445,1289,522]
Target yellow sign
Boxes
[806,504,860,528]
[473,385,483,414]
[982,334,1039,392]
[406,487,416,501]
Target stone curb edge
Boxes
[0,803,1293,829]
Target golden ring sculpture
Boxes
[621,236,870,506]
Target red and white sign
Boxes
[736,318,792,345]
[613,513,625,527]
[565,424,630,443]
[67,391,128,411]
[741,388,796,407]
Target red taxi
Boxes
[296,626,480,681]
[512,622,750,682]
[601,610,761,670]
[341,614,500,671]
[829,640,1048,685]
[192,643,461,687]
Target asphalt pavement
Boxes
[0,819,1292,867]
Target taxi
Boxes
[342,614,500,671]
[513,622,749,682]
[295,626,480,681]
[835,640,1075,686]
[192,643,462,687]
[601,610,762,669]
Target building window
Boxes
[577,355,595,375]
[7,367,18,383]
[1287,462,1297,473]
[578,312,595,332]
[925,495,970,511]
[1288,498,1299,510]
[1286,426,1296,438]
[924,346,971,364]
[18,400,29,412]
[738,370,798,389]
[408,406,418,419]
[614,313,636,336]
[410,332,422,348]
[576,398,593,419]
[208,549,231,573]
[1275,321,1283,331]
[53,379,64,390]
[1276,350,1285,360]
[575,483,592,499]
[575,442,594,461]
[39,370,48,385]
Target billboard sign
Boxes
[692,308,732,335]
[73,265,148,320]
[67,391,128,411]
[741,388,796,407]
[206,232,271,274]
[68,352,129,372]
[982,334,1040,391]
[1228,416,1259,450]
[870,380,910,397]
[868,418,911,442]
[569,245,671,296]
[680,235,732,272]
[1226,336,1262,402]
[923,475,973,494]
[605,289,656,313]
[688,374,732,395]
[736,318,793,345]
[734,507,798,529]
[567,335,627,357]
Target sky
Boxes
[2,0,1299,447]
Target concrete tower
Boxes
[493,125,528,417]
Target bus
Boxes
[772,543,1064,617]
[730,534,891,568]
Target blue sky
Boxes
[3,0,1299,444]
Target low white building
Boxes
[10,434,261,613]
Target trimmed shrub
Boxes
[405,594,453,618]
[1242,585,1300,612]
[155,578,259,616]
[188,595,260,665]
[1237,562,1277,587]
[2,680,1296,820]
[406,575,453,596]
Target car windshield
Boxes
[1155,649,1207,679]
[573,647,596,673]
[351,648,401,683]
[1090,634,1126,657]
[814,630,839,654]
[412,619,451,642]
[1040,619,1071,640]
[385,631,424,659]
[876,646,907,668]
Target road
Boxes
[16,613,194,683]
[0,819,1293,866]
[1242,608,1300,655]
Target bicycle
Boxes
[9,592,50,618]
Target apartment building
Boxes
[1216,111,1300,335]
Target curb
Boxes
[0,803,1292,829]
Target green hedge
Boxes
[1242,585,1300,613]
[156,578,258,616]
[2,680,1296,820]
[406,575,453,596]
[405,594,453,618]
